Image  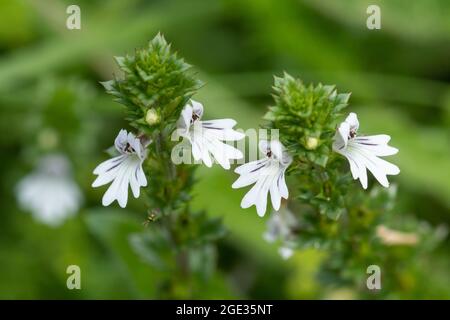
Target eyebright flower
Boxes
[232,140,292,217]
[92,129,148,208]
[333,112,400,189]
[16,154,82,227]
[263,207,298,259]
[176,100,245,169]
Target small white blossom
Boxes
[333,112,400,189]
[92,129,148,208]
[278,247,294,260]
[16,154,82,227]
[233,140,292,217]
[176,100,245,169]
[264,207,298,260]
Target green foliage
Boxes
[102,33,202,134]
[265,73,350,167]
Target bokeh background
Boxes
[0,0,449,299]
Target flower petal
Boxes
[256,173,272,217]
[191,100,204,119]
[278,170,289,199]
[241,175,265,209]
[93,155,126,175]
[352,147,389,188]
[114,129,128,153]
[345,112,359,131]
[202,126,245,141]
[258,140,270,154]
[201,119,237,129]
[342,149,368,189]
[270,174,281,211]
[179,104,193,131]
[232,164,267,188]
[234,159,267,174]
[335,121,350,150]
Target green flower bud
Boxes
[145,109,160,126]
[305,136,319,150]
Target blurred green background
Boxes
[0,0,449,299]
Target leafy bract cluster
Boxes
[264,73,350,167]
[102,33,202,134]
[264,73,351,220]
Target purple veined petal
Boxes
[201,118,237,130]
[353,140,398,157]
[355,134,391,145]
[93,154,126,175]
[234,158,268,174]
[232,172,261,188]
[92,167,119,187]
[232,165,269,188]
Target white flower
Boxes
[333,112,400,189]
[16,154,82,227]
[263,207,298,260]
[278,247,294,260]
[263,207,298,243]
[176,100,245,169]
[92,129,148,208]
[233,140,292,217]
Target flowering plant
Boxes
[91,34,444,298]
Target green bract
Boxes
[102,33,202,134]
[265,72,350,167]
